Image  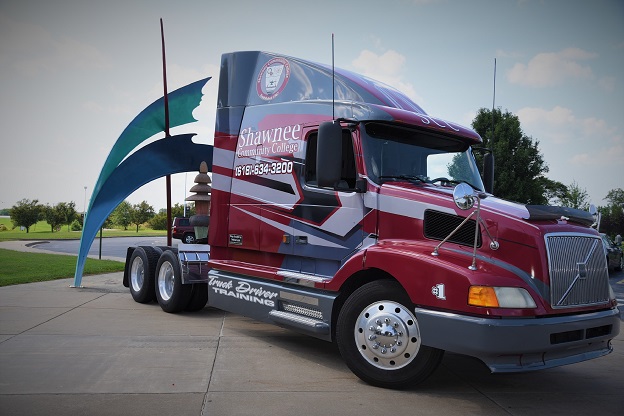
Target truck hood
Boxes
[476,193,595,227]
[374,182,596,247]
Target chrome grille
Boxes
[545,233,611,308]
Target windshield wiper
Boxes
[379,175,427,183]
[429,177,482,192]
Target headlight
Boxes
[468,286,537,308]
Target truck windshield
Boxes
[361,122,484,191]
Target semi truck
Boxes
[119,51,619,389]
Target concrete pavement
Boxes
[0,246,623,415]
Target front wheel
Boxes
[336,280,443,389]
[155,250,192,313]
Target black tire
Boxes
[155,250,192,313]
[185,283,208,312]
[183,233,196,244]
[336,280,444,389]
[128,246,159,303]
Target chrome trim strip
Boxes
[277,270,332,284]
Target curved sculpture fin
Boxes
[73,134,213,286]
[89,77,210,218]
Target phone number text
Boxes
[235,161,294,177]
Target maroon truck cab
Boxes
[125,51,619,389]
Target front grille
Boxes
[424,210,481,247]
[545,233,611,308]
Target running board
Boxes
[206,270,337,341]
[269,310,330,335]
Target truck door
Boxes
[291,127,365,276]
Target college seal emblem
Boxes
[256,57,290,100]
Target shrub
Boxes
[148,212,168,230]
[70,220,82,231]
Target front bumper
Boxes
[415,307,620,372]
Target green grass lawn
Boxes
[0,217,166,241]
[0,217,160,286]
[0,248,125,286]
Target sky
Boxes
[0,0,622,213]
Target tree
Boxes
[131,201,155,232]
[111,201,133,230]
[541,178,569,206]
[57,202,77,232]
[148,212,168,230]
[605,188,624,207]
[42,204,65,232]
[42,202,78,232]
[471,108,551,204]
[9,199,41,233]
[558,181,590,210]
[599,188,624,238]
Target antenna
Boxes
[332,33,335,120]
[160,18,172,246]
[491,58,496,147]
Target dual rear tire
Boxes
[128,246,160,303]
[128,246,207,313]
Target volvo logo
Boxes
[576,262,588,280]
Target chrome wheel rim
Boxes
[354,300,421,370]
[130,257,144,292]
[158,260,175,301]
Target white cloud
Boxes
[351,49,423,103]
[507,48,596,87]
[517,105,622,203]
[518,105,618,145]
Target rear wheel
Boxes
[155,250,192,313]
[185,283,208,311]
[183,233,196,244]
[336,280,443,389]
[128,246,159,303]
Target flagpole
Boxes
[160,18,173,246]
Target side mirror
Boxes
[316,121,342,188]
[589,204,600,229]
[453,183,475,210]
[483,152,494,194]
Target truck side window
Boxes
[305,130,357,189]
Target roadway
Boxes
[0,237,622,415]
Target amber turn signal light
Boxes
[468,286,500,307]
